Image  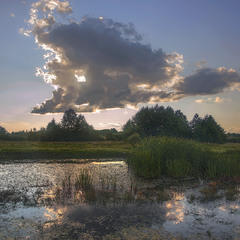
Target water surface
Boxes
[0,159,240,239]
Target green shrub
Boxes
[126,133,141,146]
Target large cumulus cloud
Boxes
[24,0,240,114]
[25,0,183,114]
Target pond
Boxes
[0,159,240,239]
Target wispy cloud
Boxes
[193,59,207,69]
[19,28,31,36]
[195,96,225,104]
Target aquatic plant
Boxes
[75,168,93,190]
[225,187,239,201]
[128,137,240,179]
[62,175,72,196]
[128,137,209,178]
[200,186,219,201]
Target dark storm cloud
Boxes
[174,67,240,95]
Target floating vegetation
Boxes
[128,137,240,179]
[225,187,239,201]
[0,190,22,203]
[200,186,220,202]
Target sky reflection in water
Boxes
[0,160,240,239]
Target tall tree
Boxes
[191,114,226,143]
[61,109,78,131]
[122,119,136,137]
[123,105,190,138]
[189,114,202,132]
[0,126,7,135]
[42,118,62,141]
[47,118,57,131]
[60,109,93,141]
[0,126,8,140]
[75,115,92,132]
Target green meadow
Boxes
[0,141,131,161]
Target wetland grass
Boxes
[75,169,93,190]
[128,137,240,179]
[225,187,239,201]
[53,169,172,205]
[200,186,219,202]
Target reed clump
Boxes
[128,137,240,179]
[75,169,93,190]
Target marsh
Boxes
[1,159,240,239]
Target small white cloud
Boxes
[19,28,31,37]
[99,122,122,129]
[194,59,207,68]
[195,99,205,104]
[75,74,86,83]
[196,96,225,104]
[215,96,224,103]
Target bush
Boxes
[126,133,141,146]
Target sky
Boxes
[0,0,240,133]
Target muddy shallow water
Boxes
[0,159,240,239]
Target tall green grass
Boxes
[128,137,240,179]
[75,169,93,190]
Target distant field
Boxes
[0,141,131,161]
[208,142,240,152]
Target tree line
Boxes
[0,109,120,142]
[123,105,226,143]
[0,105,236,143]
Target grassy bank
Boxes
[0,141,131,161]
[1,139,240,179]
[128,137,240,179]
